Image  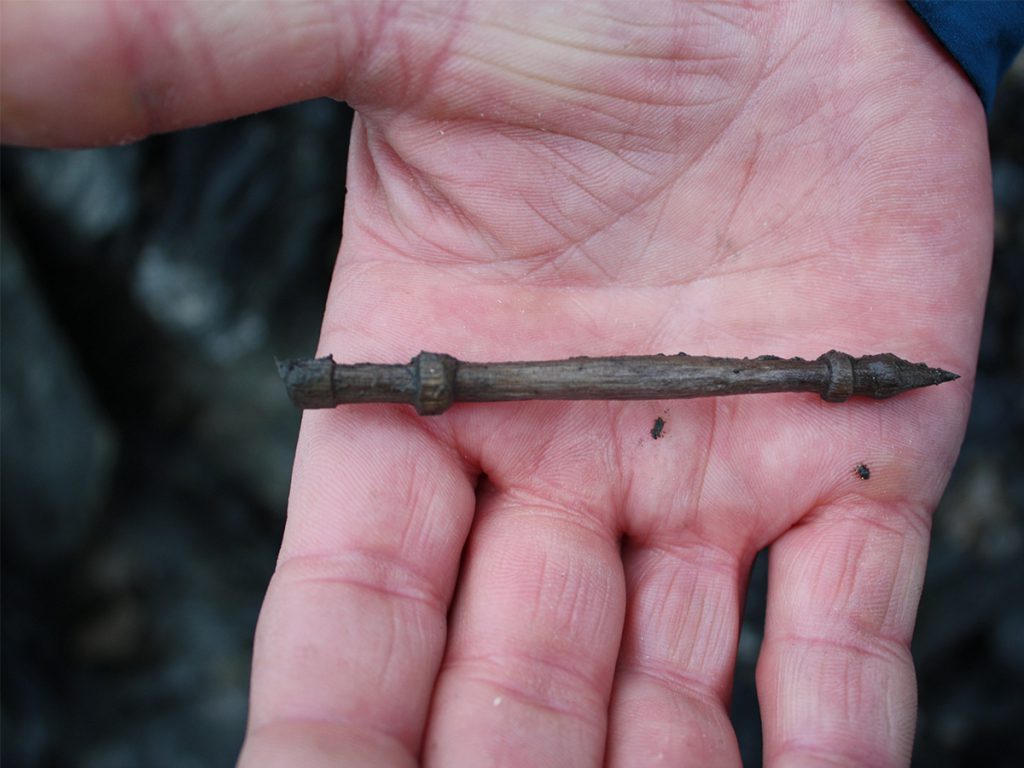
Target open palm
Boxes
[240,4,990,766]
[2,2,991,766]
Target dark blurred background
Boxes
[2,59,1021,767]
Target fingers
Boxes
[607,537,747,767]
[424,481,625,767]
[240,407,476,767]
[758,502,930,767]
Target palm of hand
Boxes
[246,3,989,766]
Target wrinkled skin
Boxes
[2,2,991,766]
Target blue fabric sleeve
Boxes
[907,0,1024,112]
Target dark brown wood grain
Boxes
[277,350,959,415]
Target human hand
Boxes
[2,3,991,766]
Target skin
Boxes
[2,1,992,766]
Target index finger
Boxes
[239,406,476,767]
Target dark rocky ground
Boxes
[3,64,1021,767]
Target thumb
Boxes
[0,1,444,148]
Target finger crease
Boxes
[447,651,608,726]
[618,658,726,707]
[767,631,911,667]
[274,551,448,618]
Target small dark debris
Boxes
[755,354,782,361]
[651,417,665,440]
[856,463,870,480]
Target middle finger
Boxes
[424,469,625,765]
